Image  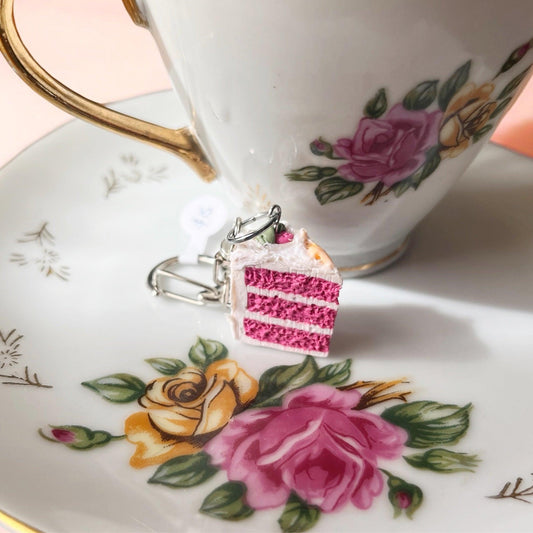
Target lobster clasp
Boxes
[147,253,229,306]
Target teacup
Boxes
[1,0,532,274]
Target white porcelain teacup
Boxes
[1,0,532,273]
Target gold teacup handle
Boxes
[0,0,216,182]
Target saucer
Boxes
[1,91,533,533]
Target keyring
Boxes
[147,204,343,356]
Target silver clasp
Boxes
[147,205,282,306]
[147,253,229,306]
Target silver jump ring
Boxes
[226,204,281,244]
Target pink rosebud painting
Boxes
[51,428,77,443]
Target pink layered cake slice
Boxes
[228,228,342,356]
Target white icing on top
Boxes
[229,228,341,282]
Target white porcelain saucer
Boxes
[1,91,533,533]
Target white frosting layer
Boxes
[246,285,339,310]
[243,311,334,336]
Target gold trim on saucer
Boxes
[122,0,148,28]
[0,0,216,182]
[0,509,42,533]
[339,237,410,275]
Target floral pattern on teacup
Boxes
[287,38,533,206]
[40,337,480,531]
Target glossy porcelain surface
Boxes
[1,92,533,532]
[140,0,533,267]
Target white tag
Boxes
[179,196,228,264]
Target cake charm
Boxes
[148,205,343,356]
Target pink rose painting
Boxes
[287,42,533,206]
[333,104,441,187]
[40,337,479,532]
[204,384,407,513]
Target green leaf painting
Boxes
[438,60,471,111]
[403,80,438,110]
[315,359,351,387]
[472,124,493,143]
[188,337,228,369]
[364,88,388,118]
[392,177,412,198]
[144,357,187,376]
[278,493,321,533]
[314,178,363,205]
[404,448,480,473]
[252,355,318,408]
[81,373,145,403]
[381,401,472,448]
[490,97,513,120]
[286,166,338,181]
[200,481,254,521]
[410,146,441,189]
[497,66,531,100]
[148,453,218,488]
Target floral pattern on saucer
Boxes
[287,37,533,206]
[0,328,52,388]
[489,475,533,504]
[103,153,168,197]
[10,222,70,281]
[40,337,479,531]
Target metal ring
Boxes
[226,204,281,244]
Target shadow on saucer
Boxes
[331,303,489,361]
[375,145,533,312]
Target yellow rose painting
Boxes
[125,359,258,468]
[439,82,498,158]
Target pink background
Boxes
[1,0,532,168]
[0,0,169,168]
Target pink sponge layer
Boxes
[244,267,340,303]
[247,292,337,328]
[243,318,330,353]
